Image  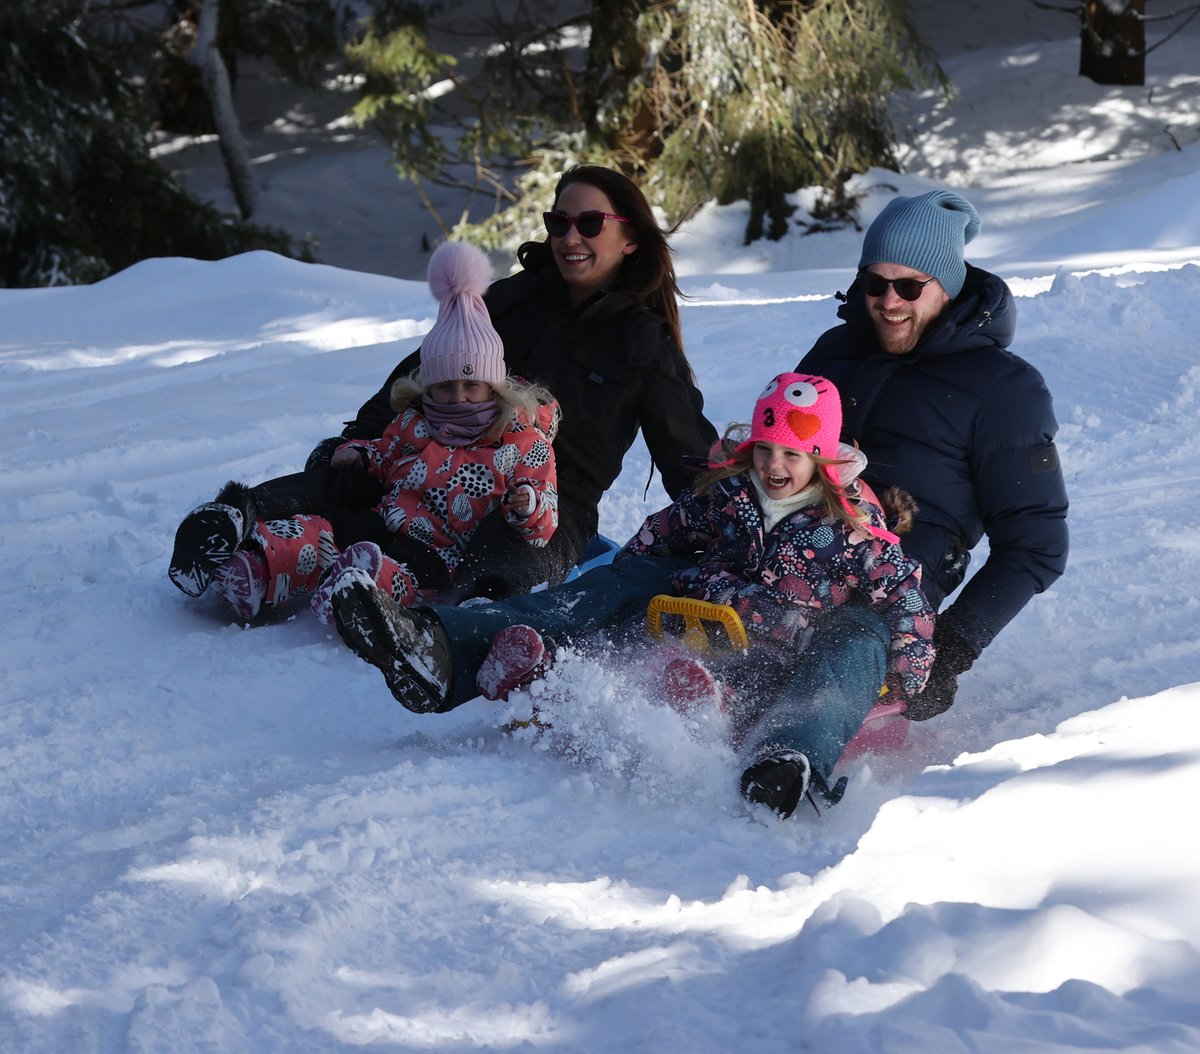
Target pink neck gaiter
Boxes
[422,398,500,447]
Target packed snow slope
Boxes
[3,24,1200,1054]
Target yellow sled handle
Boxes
[646,595,749,653]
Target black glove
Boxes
[905,618,978,721]
[305,435,344,471]
[320,457,383,511]
[740,750,811,819]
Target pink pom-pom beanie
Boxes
[419,241,505,388]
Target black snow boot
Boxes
[331,570,454,713]
[168,481,258,597]
[740,750,812,819]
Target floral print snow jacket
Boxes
[623,474,936,698]
[338,397,560,573]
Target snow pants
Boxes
[426,552,888,785]
[244,463,590,603]
[250,512,449,610]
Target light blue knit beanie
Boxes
[858,190,982,300]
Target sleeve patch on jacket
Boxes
[1031,443,1060,475]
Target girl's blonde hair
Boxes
[390,371,557,444]
[695,422,876,535]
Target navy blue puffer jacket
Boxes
[798,264,1068,654]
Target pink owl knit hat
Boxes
[736,372,843,465]
[419,241,506,388]
[737,372,899,544]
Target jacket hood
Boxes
[837,263,1015,359]
[835,442,868,485]
[531,395,562,443]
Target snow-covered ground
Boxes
[3,13,1200,1054]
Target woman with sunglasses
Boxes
[169,164,717,606]
[424,163,717,600]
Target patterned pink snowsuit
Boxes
[252,397,560,609]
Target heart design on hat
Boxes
[788,410,821,441]
[739,373,841,460]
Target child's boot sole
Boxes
[332,574,449,714]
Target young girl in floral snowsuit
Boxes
[624,379,932,696]
[212,241,560,623]
[473,372,935,818]
[626,373,934,810]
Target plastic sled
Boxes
[565,534,621,582]
[837,692,909,764]
[646,594,906,763]
[647,595,749,652]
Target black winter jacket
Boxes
[798,264,1068,655]
[339,259,718,540]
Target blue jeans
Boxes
[427,554,888,784]
[730,604,888,785]
[431,553,691,708]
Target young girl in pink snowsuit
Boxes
[212,241,560,623]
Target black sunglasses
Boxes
[543,210,630,239]
[858,271,937,301]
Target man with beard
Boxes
[797,189,1069,724]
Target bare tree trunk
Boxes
[188,0,258,218]
[1080,0,1145,85]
